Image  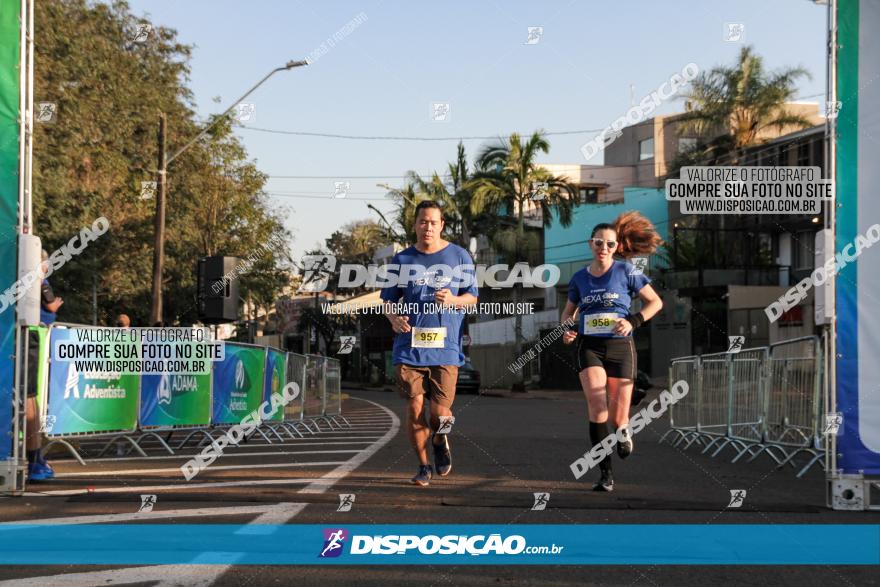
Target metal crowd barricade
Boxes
[34,323,349,466]
[301,354,339,431]
[696,351,731,442]
[761,337,824,474]
[661,336,824,478]
[323,358,349,428]
[279,352,311,438]
[661,356,700,447]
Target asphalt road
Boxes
[0,386,877,586]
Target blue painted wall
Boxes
[545,187,668,283]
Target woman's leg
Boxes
[607,376,635,459]
[579,366,608,422]
[606,376,634,431]
[579,366,613,487]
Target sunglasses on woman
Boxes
[590,238,617,249]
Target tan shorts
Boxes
[395,364,458,408]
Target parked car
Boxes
[457,360,481,394]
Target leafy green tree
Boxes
[32,0,291,326]
[678,45,812,166]
[380,142,498,250]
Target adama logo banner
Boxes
[140,369,211,428]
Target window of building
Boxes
[678,137,697,153]
[755,233,774,265]
[639,138,654,160]
[793,230,815,271]
[578,187,599,203]
[797,141,811,167]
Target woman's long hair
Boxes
[590,211,662,259]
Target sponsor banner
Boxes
[836,0,880,473]
[45,328,139,435]
[0,0,21,459]
[139,371,211,428]
[262,348,287,422]
[211,343,266,425]
[0,525,876,565]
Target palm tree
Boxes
[469,131,577,391]
[679,45,813,166]
[381,142,494,250]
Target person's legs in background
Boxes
[25,329,52,481]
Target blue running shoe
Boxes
[411,464,433,486]
[37,460,55,478]
[432,434,452,476]
[27,461,53,482]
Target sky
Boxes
[125,0,829,259]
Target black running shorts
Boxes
[576,335,636,379]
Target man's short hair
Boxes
[414,200,444,221]
[115,314,131,328]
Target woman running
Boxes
[561,211,663,492]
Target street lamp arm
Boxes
[367,203,404,241]
[166,60,308,165]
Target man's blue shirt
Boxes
[380,243,478,366]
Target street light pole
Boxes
[149,60,308,325]
[150,112,166,325]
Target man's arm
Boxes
[383,300,412,334]
[434,289,476,309]
[41,281,63,313]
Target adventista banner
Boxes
[45,328,139,435]
[211,343,266,425]
[836,0,880,474]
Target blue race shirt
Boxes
[40,278,57,326]
[380,242,478,366]
[567,260,650,338]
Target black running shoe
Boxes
[592,469,614,492]
[617,427,633,459]
[433,434,452,476]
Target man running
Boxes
[381,200,478,486]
